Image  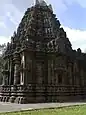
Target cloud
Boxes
[5,4,23,26]
[0,2,24,39]
[76,0,86,8]
[60,0,86,8]
[0,36,10,44]
[63,26,86,52]
[48,0,67,16]
[0,22,7,29]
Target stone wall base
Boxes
[0,85,86,104]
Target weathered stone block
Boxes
[9,96,16,103]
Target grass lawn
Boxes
[0,105,86,115]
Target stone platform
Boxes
[0,102,86,113]
[1,85,86,104]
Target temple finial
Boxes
[35,0,47,6]
[35,0,40,5]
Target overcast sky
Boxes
[0,0,86,52]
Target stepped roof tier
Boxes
[3,0,84,58]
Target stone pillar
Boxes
[0,72,5,102]
[14,52,27,104]
[68,63,72,85]
[48,60,52,84]
[2,70,9,85]
[9,52,20,103]
[36,61,43,84]
[2,73,5,85]
[20,68,24,85]
[2,59,9,85]
[1,70,9,102]
[80,69,84,86]
[13,53,20,85]
[20,53,25,85]
[9,59,13,85]
[55,73,58,84]
[14,64,20,85]
[51,60,54,85]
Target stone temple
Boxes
[0,0,86,104]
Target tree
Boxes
[0,44,6,85]
[0,56,4,84]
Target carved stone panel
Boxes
[36,61,44,84]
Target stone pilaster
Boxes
[9,58,13,85]
[9,52,20,103]
[13,52,20,85]
[68,63,73,85]
[2,74,5,85]
[20,52,25,85]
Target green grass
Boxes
[0,105,86,115]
